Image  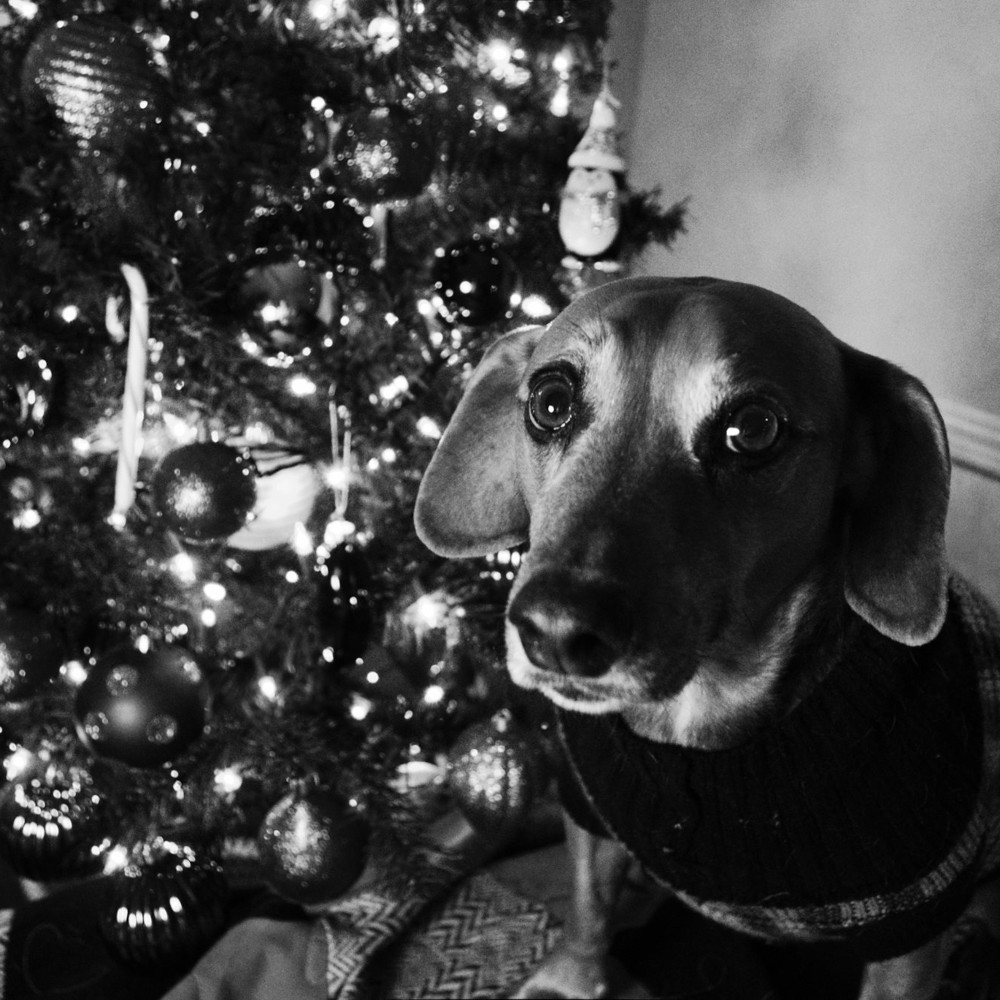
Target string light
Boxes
[62,660,88,686]
[349,694,373,720]
[214,766,243,795]
[416,416,442,439]
[5,746,35,781]
[423,684,445,704]
[104,844,130,874]
[169,552,197,585]
[368,15,401,55]
[379,375,409,402]
[288,375,317,397]
[521,294,555,319]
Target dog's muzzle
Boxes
[508,570,632,679]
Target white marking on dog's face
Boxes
[668,357,733,455]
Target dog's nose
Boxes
[509,572,631,678]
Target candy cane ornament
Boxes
[110,264,150,526]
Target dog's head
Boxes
[414,277,950,746]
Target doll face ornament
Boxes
[558,166,622,258]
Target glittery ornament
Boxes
[257,786,369,905]
[431,236,518,327]
[100,839,229,972]
[74,644,209,768]
[151,442,258,543]
[20,15,165,158]
[559,85,625,259]
[0,768,108,881]
[447,711,544,833]
[0,605,65,702]
[0,344,55,448]
[237,261,339,365]
[227,451,319,551]
[559,167,622,258]
[331,105,434,203]
[314,527,374,669]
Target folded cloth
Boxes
[161,868,560,1000]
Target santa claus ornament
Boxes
[558,85,625,260]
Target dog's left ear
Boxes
[839,345,950,646]
[415,325,545,558]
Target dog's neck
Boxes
[621,577,850,749]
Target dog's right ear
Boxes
[415,325,545,558]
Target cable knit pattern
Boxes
[558,575,1000,961]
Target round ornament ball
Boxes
[100,839,229,972]
[431,236,518,327]
[447,711,545,833]
[558,166,622,258]
[151,442,257,543]
[0,605,65,702]
[0,769,108,881]
[314,526,374,669]
[0,344,55,447]
[331,105,435,203]
[237,261,339,365]
[257,786,369,906]
[20,14,165,157]
[74,644,209,768]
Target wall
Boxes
[607,0,1000,605]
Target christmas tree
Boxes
[0,0,684,977]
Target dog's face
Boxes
[416,278,950,747]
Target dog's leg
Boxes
[514,811,649,999]
[857,933,947,1000]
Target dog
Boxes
[414,276,1000,999]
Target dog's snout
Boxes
[509,573,631,678]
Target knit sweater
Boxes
[557,575,1000,961]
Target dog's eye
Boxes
[724,403,782,454]
[527,371,576,436]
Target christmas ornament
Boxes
[238,261,340,365]
[331,105,435,271]
[111,264,149,523]
[314,521,374,669]
[431,236,518,327]
[0,344,54,448]
[151,442,258,543]
[0,768,108,881]
[558,86,624,259]
[331,105,434,203]
[447,711,544,833]
[74,644,209,768]
[20,15,165,157]
[227,450,319,551]
[257,785,369,905]
[0,605,65,702]
[100,839,229,972]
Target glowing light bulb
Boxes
[423,684,446,704]
[416,416,442,439]
[169,553,197,584]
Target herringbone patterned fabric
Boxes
[323,871,561,1000]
